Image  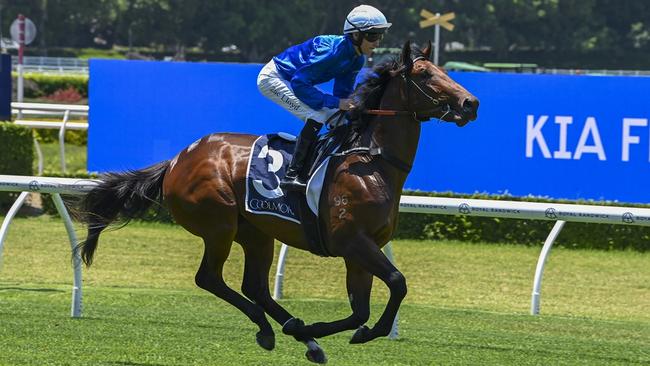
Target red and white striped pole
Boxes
[18,14,25,64]
[17,14,25,104]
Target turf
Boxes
[34,142,87,175]
[0,216,648,365]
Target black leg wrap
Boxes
[350,325,372,344]
[282,317,306,336]
[255,331,275,351]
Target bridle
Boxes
[331,56,457,173]
[364,56,452,122]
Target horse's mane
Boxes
[349,58,401,110]
[349,45,428,111]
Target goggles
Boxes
[363,32,384,42]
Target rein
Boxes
[331,56,452,173]
[363,104,450,122]
[362,56,452,122]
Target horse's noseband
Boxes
[337,59,454,173]
[401,59,440,107]
[374,57,449,122]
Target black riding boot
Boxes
[281,119,323,191]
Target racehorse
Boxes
[74,40,478,364]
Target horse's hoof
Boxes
[282,317,305,336]
[256,331,275,351]
[305,347,327,364]
[349,325,371,344]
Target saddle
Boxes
[293,111,412,256]
[305,117,352,182]
[291,115,354,257]
[244,113,356,257]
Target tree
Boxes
[2,0,648,68]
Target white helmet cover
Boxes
[343,5,392,34]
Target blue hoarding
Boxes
[0,54,11,121]
[89,60,650,203]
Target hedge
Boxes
[12,72,88,99]
[0,122,34,209]
[395,191,650,252]
[33,128,87,146]
[10,72,88,145]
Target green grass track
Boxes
[0,216,648,365]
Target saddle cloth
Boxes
[244,133,339,223]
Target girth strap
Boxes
[331,146,412,173]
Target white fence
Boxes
[11,102,89,174]
[397,196,650,313]
[0,175,98,317]
[12,56,89,74]
[2,175,650,326]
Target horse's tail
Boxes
[75,160,170,266]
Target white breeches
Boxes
[257,60,339,124]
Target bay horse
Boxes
[75,41,478,364]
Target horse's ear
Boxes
[401,40,413,72]
[422,40,432,60]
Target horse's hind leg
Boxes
[236,224,326,364]
[195,234,275,350]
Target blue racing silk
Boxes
[273,35,366,110]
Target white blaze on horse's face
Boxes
[413,59,479,125]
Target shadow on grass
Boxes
[0,287,64,293]
[104,362,167,366]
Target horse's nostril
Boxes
[462,98,478,113]
[462,100,473,112]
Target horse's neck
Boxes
[364,77,422,188]
[375,79,422,169]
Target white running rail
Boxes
[11,102,89,174]
[3,177,649,324]
[0,175,99,317]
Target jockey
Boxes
[257,4,391,191]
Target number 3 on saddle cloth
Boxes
[244,128,348,257]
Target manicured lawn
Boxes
[0,216,648,365]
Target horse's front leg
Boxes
[284,234,406,343]
[282,258,373,339]
[344,234,407,344]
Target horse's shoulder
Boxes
[203,132,259,145]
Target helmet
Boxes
[343,5,392,34]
